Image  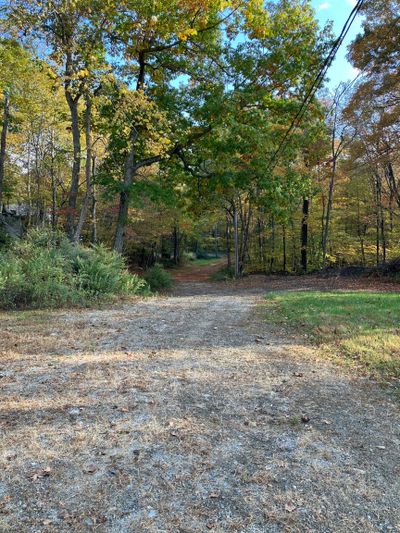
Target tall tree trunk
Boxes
[375,216,380,267]
[374,173,381,266]
[33,138,42,225]
[373,171,387,265]
[301,198,309,272]
[113,53,146,252]
[269,217,275,273]
[73,96,92,243]
[226,215,232,269]
[257,215,265,271]
[113,127,138,253]
[0,93,10,212]
[91,157,97,244]
[238,202,252,272]
[214,223,219,258]
[233,203,240,278]
[282,224,287,273]
[291,218,297,271]
[50,139,57,231]
[356,201,366,266]
[322,158,336,267]
[389,192,394,232]
[385,161,400,209]
[173,224,179,265]
[359,235,366,266]
[65,94,82,238]
[376,172,386,263]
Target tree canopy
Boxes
[1,0,399,274]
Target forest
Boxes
[0,2,400,532]
[0,0,398,284]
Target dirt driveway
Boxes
[0,275,399,532]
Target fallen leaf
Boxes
[83,464,97,474]
[285,503,296,513]
[30,467,52,481]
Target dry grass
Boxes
[264,291,400,392]
[0,279,399,532]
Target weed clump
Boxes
[0,229,148,309]
[144,263,173,291]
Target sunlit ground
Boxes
[265,291,400,388]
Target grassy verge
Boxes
[265,290,400,393]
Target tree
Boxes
[0,39,34,211]
[104,0,270,251]
[6,0,113,236]
[321,83,356,266]
[174,0,331,274]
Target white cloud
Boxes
[346,0,357,6]
[318,2,331,9]
[347,66,361,79]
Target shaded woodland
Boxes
[0,0,399,276]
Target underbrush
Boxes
[144,263,172,291]
[0,229,149,309]
[211,265,236,281]
[265,290,400,394]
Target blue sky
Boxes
[311,0,363,87]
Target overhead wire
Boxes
[266,0,366,171]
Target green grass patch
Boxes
[265,290,400,389]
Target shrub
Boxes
[196,250,212,260]
[0,228,149,309]
[183,251,196,262]
[144,263,173,291]
[0,225,12,249]
[211,265,235,281]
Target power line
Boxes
[325,12,400,120]
[267,0,365,171]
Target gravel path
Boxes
[0,279,399,532]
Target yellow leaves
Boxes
[177,28,198,42]
[76,69,89,79]
[242,0,270,39]
[46,68,58,81]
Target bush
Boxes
[196,250,212,260]
[183,251,196,262]
[0,228,149,309]
[0,225,12,249]
[144,263,173,291]
[211,265,235,281]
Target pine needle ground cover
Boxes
[265,291,400,391]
